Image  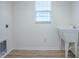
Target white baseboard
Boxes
[14,47,64,50]
[1,48,13,58]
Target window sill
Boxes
[35,21,51,24]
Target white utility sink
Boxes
[58,27,79,42]
[58,27,79,31]
[58,26,79,57]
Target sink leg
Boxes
[65,42,69,58]
[75,43,77,58]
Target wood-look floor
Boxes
[5,50,75,58]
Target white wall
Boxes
[13,1,72,50]
[72,2,79,27]
[0,2,13,53]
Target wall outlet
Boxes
[5,24,8,28]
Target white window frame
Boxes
[35,1,51,23]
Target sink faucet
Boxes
[73,25,76,29]
[70,24,76,29]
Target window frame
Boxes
[35,1,52,23]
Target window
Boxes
[35,1,51,22]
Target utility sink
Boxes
[58,26,79,42]
[58,26,79,30]
[58,26,79,57]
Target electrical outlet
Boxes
[5,24,8,28]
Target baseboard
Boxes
[13,49,64,52]
[14,47,64,50]
[1,48,13,58]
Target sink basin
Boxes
[58,27,79,42]
[58,27,79,31]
